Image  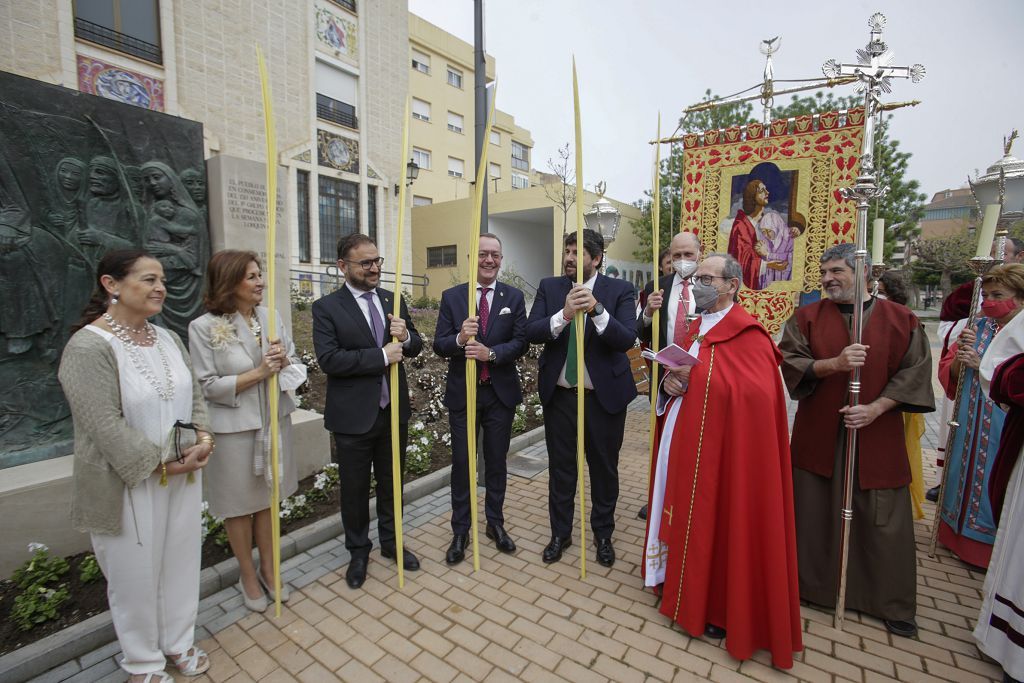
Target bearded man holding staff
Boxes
[779,242,934,638]
[525,228,637,567]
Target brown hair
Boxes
[982,263,1024,299]
[71,249,154,334]
[337,233,376,260]
[741,179,763,215]
[204,249,261,315]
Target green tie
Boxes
[566,316,579,387]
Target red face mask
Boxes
[981,298,1018,320]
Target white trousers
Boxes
[91,471,202,675]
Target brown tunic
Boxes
[779,298,935,621]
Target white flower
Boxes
[209,316,240,350]
[413,421,425,430]
[294,495,306,506]
[27,542,48,553]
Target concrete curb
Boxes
[0,461,460,683]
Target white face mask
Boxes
[673,259,698,279]
[876,293,888,300]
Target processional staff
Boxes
[822,12,924,631]
[647,115,662,493]
[571,57,587,579]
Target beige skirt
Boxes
[205,417,299,519]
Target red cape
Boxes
[645,305,802,668]
[727,211,762,290]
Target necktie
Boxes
[673,279,691,345]
[478,286,492,382]
[362,292,389,408]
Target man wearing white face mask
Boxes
[641,253,802,668]
[636,232,701,520]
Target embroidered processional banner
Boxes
[680,108,865,334]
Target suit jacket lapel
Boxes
[337,286,376,346]
[233,311,263,366]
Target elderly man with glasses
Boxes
[642,252,802,669]
[312,233,423,589]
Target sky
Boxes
[408,0,1024,207]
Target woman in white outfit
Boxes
[188,250,301,612]
[59,249,213,682]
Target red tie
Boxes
[673,280,691,346]
[478,286,492,382]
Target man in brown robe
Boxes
[780,243,934,637]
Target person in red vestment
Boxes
[641,253,802,669]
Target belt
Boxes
[555,385,593,394]
[478,378,492,385]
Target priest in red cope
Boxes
[780,243,934,639]
[642,253,802,669]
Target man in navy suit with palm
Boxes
[312,234,423,590]
[434,234,528,565]
[526,229,638,567]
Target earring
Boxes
[111,292,120,306]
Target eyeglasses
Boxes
[344,257,385,270]
[693,275,733,286]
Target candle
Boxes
[975,204,1001,258]
[871,218,884,266]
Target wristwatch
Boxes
[487,349,497,362]
[588,303,605,317]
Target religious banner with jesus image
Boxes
[679,108,865,334]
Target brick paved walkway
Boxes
[36,322,1006,682]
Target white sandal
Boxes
[168,647,210,677]
[133,672,173,682]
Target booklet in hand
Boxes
[640,343,700,369]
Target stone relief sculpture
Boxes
[0,69,207,467]
[141,161,209,340]
[180,167,207,208]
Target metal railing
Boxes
[316,94,358,130]
[74,17,162,64]
[290,267,430,299]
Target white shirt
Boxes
[551,273,611,390]
[345,282,411,365]
[643,274,696,346]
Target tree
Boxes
[542,143,576,240]
[908,232,975,298]
[630,90,929,265]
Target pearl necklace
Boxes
[103,313,175,401]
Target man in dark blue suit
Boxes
[312,234,423,589]
[434,234,528,565]
[525,228,638,567]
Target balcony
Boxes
[316,93,358,130]
[74,17,162,65]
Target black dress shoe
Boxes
[542,536,572,563]
[884,618,918,638]
[637,505,648,520]
[346,556,368,589]
[704,623,726,639]
[595,537,615,567]
[446,534,468,565]
[381,546,421,571]
[925,486,940,503]
[485,524,516,553]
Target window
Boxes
[489,162,501,179]
[329,0,356,11]
[490,130,500,146]
[447,112,464,134]
[315,61,358,129]
[413,196,433,207]
[318,176,359,264]
[427,245,458,268]
[296,170,311,263]
[411,49,430,74]
[447,67,463,89]
[412,147,431,170]
[73,0,162,64]
[511,141,530,171]
[512,172,529,190]
[367,185,378,243]
[412,98,431,122]
[448,157,465,178]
